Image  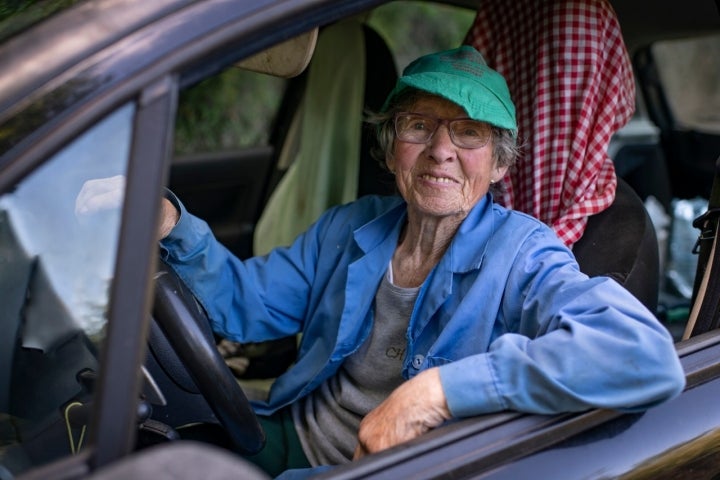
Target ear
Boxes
[385,156,396,174]
[491,164,508,183]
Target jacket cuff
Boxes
[438,353,506,418]
[159,189,211,259]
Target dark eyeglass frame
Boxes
[393,112,492,149]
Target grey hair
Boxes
[365,89,520,172]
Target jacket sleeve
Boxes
[439,229,686,418]
[159,192,323,343]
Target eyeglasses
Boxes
[394,112,492,149]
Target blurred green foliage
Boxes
[174,1,475,155]
[174,70,286,154]
[368,2,474,71]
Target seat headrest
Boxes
[236,28,319,78]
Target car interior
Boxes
[169,0,720,384]
[162,1,720,469]
[0,0,718,478]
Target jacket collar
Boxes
[352,193,496,274]
[353,197,406,254]
[448,193,495,273]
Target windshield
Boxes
[0,103,132,475]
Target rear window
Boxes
[652,33,720,133]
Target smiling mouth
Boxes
[420,174,456,184]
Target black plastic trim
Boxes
[88,75,178,470]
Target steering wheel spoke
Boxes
[150,258,265,455]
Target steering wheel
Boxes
[150,257,265,455]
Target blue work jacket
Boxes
[160,193,685,418]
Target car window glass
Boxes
[0,103,133,475]
[171,68,287,260]
[174,68,286,155]
[652,33,720,133]
[367,1,475,71]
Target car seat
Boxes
[464,0,660,312]
[230,19,398,382]
[356,24,398,198]
[253,17,397,256]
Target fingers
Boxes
[75,175,126,216]
[353,443,368,461]
[158,197,180,239]
[355,368,451,457]
[75,176,179,240]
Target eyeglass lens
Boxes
[394,113,491,149]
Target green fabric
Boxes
[245,408,310,477]
[254,19,367,255]
[382,45,517,135]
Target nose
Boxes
[426,124,456,162]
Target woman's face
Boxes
[386,95,507,219]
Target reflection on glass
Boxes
[0,103,133,475]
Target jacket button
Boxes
[412,354,424,369]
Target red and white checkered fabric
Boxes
[464,0,635,246]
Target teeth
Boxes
[421,174,454,183]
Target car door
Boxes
[170,69,290,260]
[0,0,339,477]
[0,101,135,479]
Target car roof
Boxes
[1,0,717,111]
[611,0,720,50]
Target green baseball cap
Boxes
[382,45,517,137]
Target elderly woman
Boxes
[156,46,684,475]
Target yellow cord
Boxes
[63,402,87,455]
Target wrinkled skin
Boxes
[355,95,507,457]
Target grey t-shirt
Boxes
[292,269,419,465]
